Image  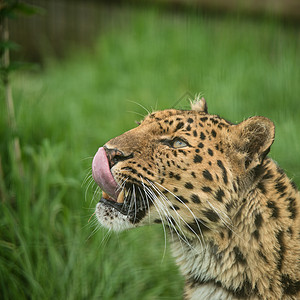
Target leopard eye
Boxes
[172,139,187,148]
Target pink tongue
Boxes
[92,147,119,200]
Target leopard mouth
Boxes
[92,147,149,220]
[92,147,126,213]
[100,190,129,216]
[100,190,149,219]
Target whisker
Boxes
[88,212,96,223]
[139,178,152,224]
[82,170,93,187]
[133,185,137,223]
[146,179,203,251]
[205,199,245,242]
[86,221,102,242]
[91,185,101,205]
[150,180,207,249]
[81,156,94,161]
[139,179,169,259]
[127,110,146,119]
[153,191,196,252]
[100,228,113,247]
[206,199,231,227]
[128,187,135,213]
[116,177,128,192]
[127,100,151,115]
[85,176,97,203]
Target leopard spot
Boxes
[185,182,194,189]
[203,169,213,181]
[191,194,200,203]
[194,155,203,163]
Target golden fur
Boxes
[93,98,300,299]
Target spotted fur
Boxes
[93,98,300,299]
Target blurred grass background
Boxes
[1,3,300,299]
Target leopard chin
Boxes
[95,201,135,232]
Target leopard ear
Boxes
[231,116,275,169]
[190,96,208,113]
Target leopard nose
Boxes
[104,146,134,169]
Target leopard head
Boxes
[92,98,275,239]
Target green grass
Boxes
[1,7,300,299]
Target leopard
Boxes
[92,97,300,299]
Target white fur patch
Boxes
[190,284,235,300]
[95,202,135,231]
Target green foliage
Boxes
[0,0,42,78]
[0,7,300,299]
[0,0,43,19]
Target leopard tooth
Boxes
[117,189,125,203]
[102,191,116,202]
[102,191,110,199]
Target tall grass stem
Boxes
[1,17,24,178]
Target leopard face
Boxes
[92,98,274,238]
